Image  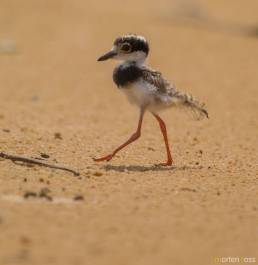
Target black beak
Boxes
[97,50,117,61]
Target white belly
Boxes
[123,80,157,107]
[122,80,173,111]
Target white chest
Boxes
[122,80,158,107]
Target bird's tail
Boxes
[172,90,208,120]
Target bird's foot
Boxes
[93,154,114,162]
[155,160,173,167]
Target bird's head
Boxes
[98,34,149,64]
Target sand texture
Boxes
[0,0,257,264]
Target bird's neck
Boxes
[121,59,146,67]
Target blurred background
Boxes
[0,1,257,265]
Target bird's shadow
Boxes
[103,164,202,173]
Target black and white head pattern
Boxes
[113,34,149,63]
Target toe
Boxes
[93,154,113,162]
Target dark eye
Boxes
[121,43,131,52]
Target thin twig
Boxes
[0,152,80,176]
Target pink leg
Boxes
[152,113,173,166]
[94,108,145,162]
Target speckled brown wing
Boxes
[141,67,176,96]
[141,66,208,119]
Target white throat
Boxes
[117,51,147,65]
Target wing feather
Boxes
[141,67,176,95]
[140,66,208,119]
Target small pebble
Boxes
[147,147,155,151]
[180,187,197,192]
[73,195,84,201]
[54,132,62,140]
[39,187,50,197]
[93,171,103,177]
[38,187,52,201]
[24,191,37,199]
[40,153,50,159]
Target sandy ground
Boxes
[0,0,257,264]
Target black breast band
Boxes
[113,63,142,88]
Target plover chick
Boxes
[94,34,208,166]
